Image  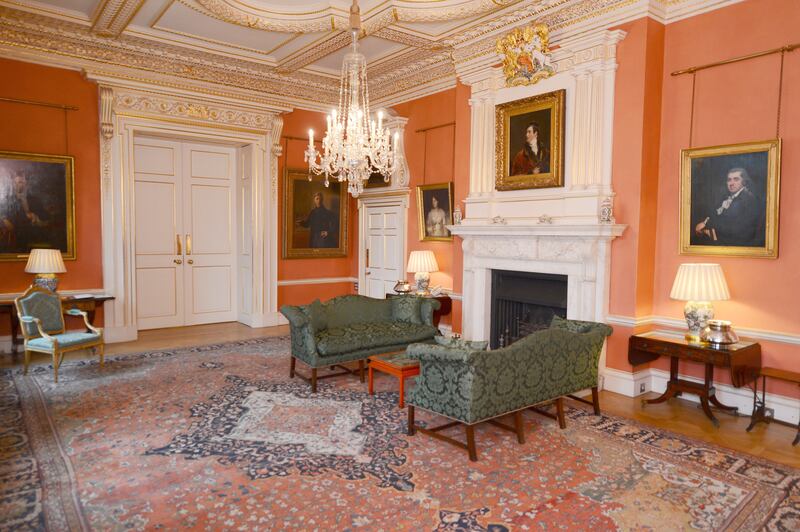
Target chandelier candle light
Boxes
[305,0,400,197]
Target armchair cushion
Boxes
[391,295,423,324]
[27,332,102,351]
[550,315,612,336]
[316,322,437,357]
[434,336,489,351]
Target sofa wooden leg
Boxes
[358,360,365,383]
[407,405,416,436]
[591,386,601,415]
[289,357,296,379]
[514,410,525,444]
[311,368,318,393]
[465,425,478,461]
[556,397,566,429]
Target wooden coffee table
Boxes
[368,351,420,408]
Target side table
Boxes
[747,366,800,446]
[368,351,420,408]
[628,333,761,427]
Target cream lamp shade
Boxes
[25,249,66,274]
[669,263,729,342]
[406,250,439,274]
[669,263,730,302]
[406,250,438,295]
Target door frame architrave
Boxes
[96,83,283,342]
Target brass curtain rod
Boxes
[0,96,79,111]
[672,42,800,76]
[415,121,455,133]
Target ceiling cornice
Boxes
[0,0,744,112]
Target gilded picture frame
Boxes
[0,151,76,261]
[283,168,348,259]
[680,139,781,258]
[496,89,565,191]
[416,182,454,242]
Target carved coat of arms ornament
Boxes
[497,24,555,87]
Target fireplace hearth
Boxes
[490,270,567,349]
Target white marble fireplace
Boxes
[451,29,627,343]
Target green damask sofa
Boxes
[406,316,612,461]
[280,294,440,392]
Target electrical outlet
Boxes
[765,407,775,420]
[353,282,359,292]
[639,383,646,394]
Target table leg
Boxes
[10,308,20,358]
[86,306,97,332]
[398,375,405,409]
[368,366,374,395]
[747,374,771,432]
[644,356,680,406]
[705,363,738,413]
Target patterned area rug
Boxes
[2,337,798,530]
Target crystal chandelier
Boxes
[305,0,401,197]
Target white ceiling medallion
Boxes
[305,1,403,197]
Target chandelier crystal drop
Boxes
[305,0,400,197]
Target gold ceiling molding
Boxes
[188,0,519,33]
[91,0,146,37]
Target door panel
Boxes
[190,185,232,255]
[134,138,184,330]
[183,142,237,326]
[364,203,404,299]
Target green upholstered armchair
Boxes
[280,294,440,392]
[406,316,612,461]
[14,286,104,383]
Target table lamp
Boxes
[25,248,66,292]
[406,250,439,295]
[669,263,730,342]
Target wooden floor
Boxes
[3,322,798,468]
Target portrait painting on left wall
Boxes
[283,168,348,259]
[0,151,75,261]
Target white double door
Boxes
[133,137,237,330]
[363,202,405,298]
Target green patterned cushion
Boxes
[391,295,423,324]
[308,299,328,331]
[434,336,489,350]
[550,315,594,333]
[325,295,393,329]
[316,322,437,357]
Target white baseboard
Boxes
[601,366,799,425]
[246,312,287,328]
[103,326,137,344]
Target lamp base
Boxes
[32,273,59,292]
[414,271,430,296]
[684,300,713,343]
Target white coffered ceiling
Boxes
[0,0,735,110]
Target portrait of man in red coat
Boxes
[510,121,550,176]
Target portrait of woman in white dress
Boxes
[417,182,453,241]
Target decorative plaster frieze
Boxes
[91,0,145,37]
[113,92,276,131]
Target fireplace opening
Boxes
[490,270,567,349]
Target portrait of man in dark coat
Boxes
[296,191,338,248]
[692,167,765,247]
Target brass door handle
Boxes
[187,259,194,265]
[186,234,192,255]
[174,259,182,264]
[176,234,182,255]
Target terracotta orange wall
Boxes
[0,58,102,292]
[392,83,471,330]
[605,18,666,367]
[276,108,359,306]
[648,0,800,397]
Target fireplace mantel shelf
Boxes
[449,222,627,238]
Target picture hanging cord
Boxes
[776,49,785,138]
[63,107,69,155]
[688,72,696,148]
